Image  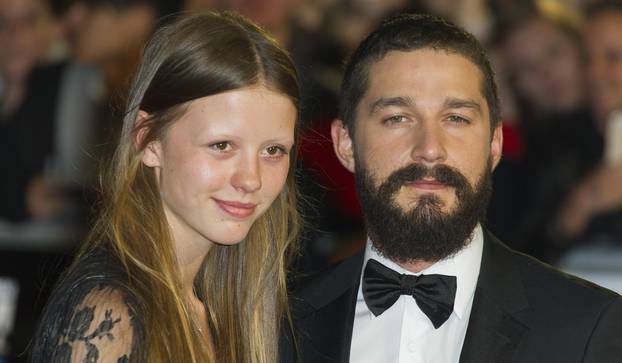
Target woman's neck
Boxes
[179,246,213,351]
[178,246,210,298]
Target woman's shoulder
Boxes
[31,248,141,362]
[51,286,136,363]
[48,247,134,310]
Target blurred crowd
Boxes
[1,0,622,359]
[2,0,622,263]
[0,0,622,264]
[2,0,622,262]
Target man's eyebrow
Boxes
[368,96,415,115]
[443,98,483,115]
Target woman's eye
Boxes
[209,141,231,151]
[264,145,287,157]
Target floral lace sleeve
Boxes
[53,286,135,363]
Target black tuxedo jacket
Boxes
[281,231,622,362]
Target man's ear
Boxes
[135,110,162,168]
[490,123,503,170]
[331,119,356,173]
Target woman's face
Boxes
[142,85,296,249]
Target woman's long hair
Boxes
[75,12,300,362]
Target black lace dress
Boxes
[31,248,144,363]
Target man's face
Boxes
[332,49,502,263]
[584,11,622,124]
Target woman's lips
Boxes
[213,198,257,218]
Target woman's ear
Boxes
[135,110,162,168]
[142,141,163,168]
[134,110,151,148]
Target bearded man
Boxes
[280,13,622,363]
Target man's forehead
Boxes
[367,49,482,80]
[360,49,488,106]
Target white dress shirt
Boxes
[349,225,484,363]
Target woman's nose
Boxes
[231,155,262,193]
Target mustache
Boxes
[377,163,471,198]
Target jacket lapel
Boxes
[459,231,531,363]
[291,251,364,363]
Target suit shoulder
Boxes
[290,250,364,310]
[510,246,618,301]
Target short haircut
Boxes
[339,13,500,135]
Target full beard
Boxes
[354,159,493,265]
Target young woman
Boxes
[31,12,300,363]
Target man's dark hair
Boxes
[339,13,500,135]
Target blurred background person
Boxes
[0,0,91,361]
[489,4,599,260]
[214,0,300,45]
[0,1,181,361]
[62,0,181,147]
[483,0,622,265]
[0,0,58,119]
[583,0,622,132]
[417,0,495,41]
[553,0,622,248]
[503,8,585,120]
[0,0,65,224]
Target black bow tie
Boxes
[362,259,457,329]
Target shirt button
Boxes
[407,340,416,353]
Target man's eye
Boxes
[209,141,231,151]
[447,115,469,124]
[383,115,407,124]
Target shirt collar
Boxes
[360,224,484,320]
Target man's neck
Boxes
[395,260,436,274]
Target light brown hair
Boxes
[79,12,299,362]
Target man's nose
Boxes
[410,121,448,165]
